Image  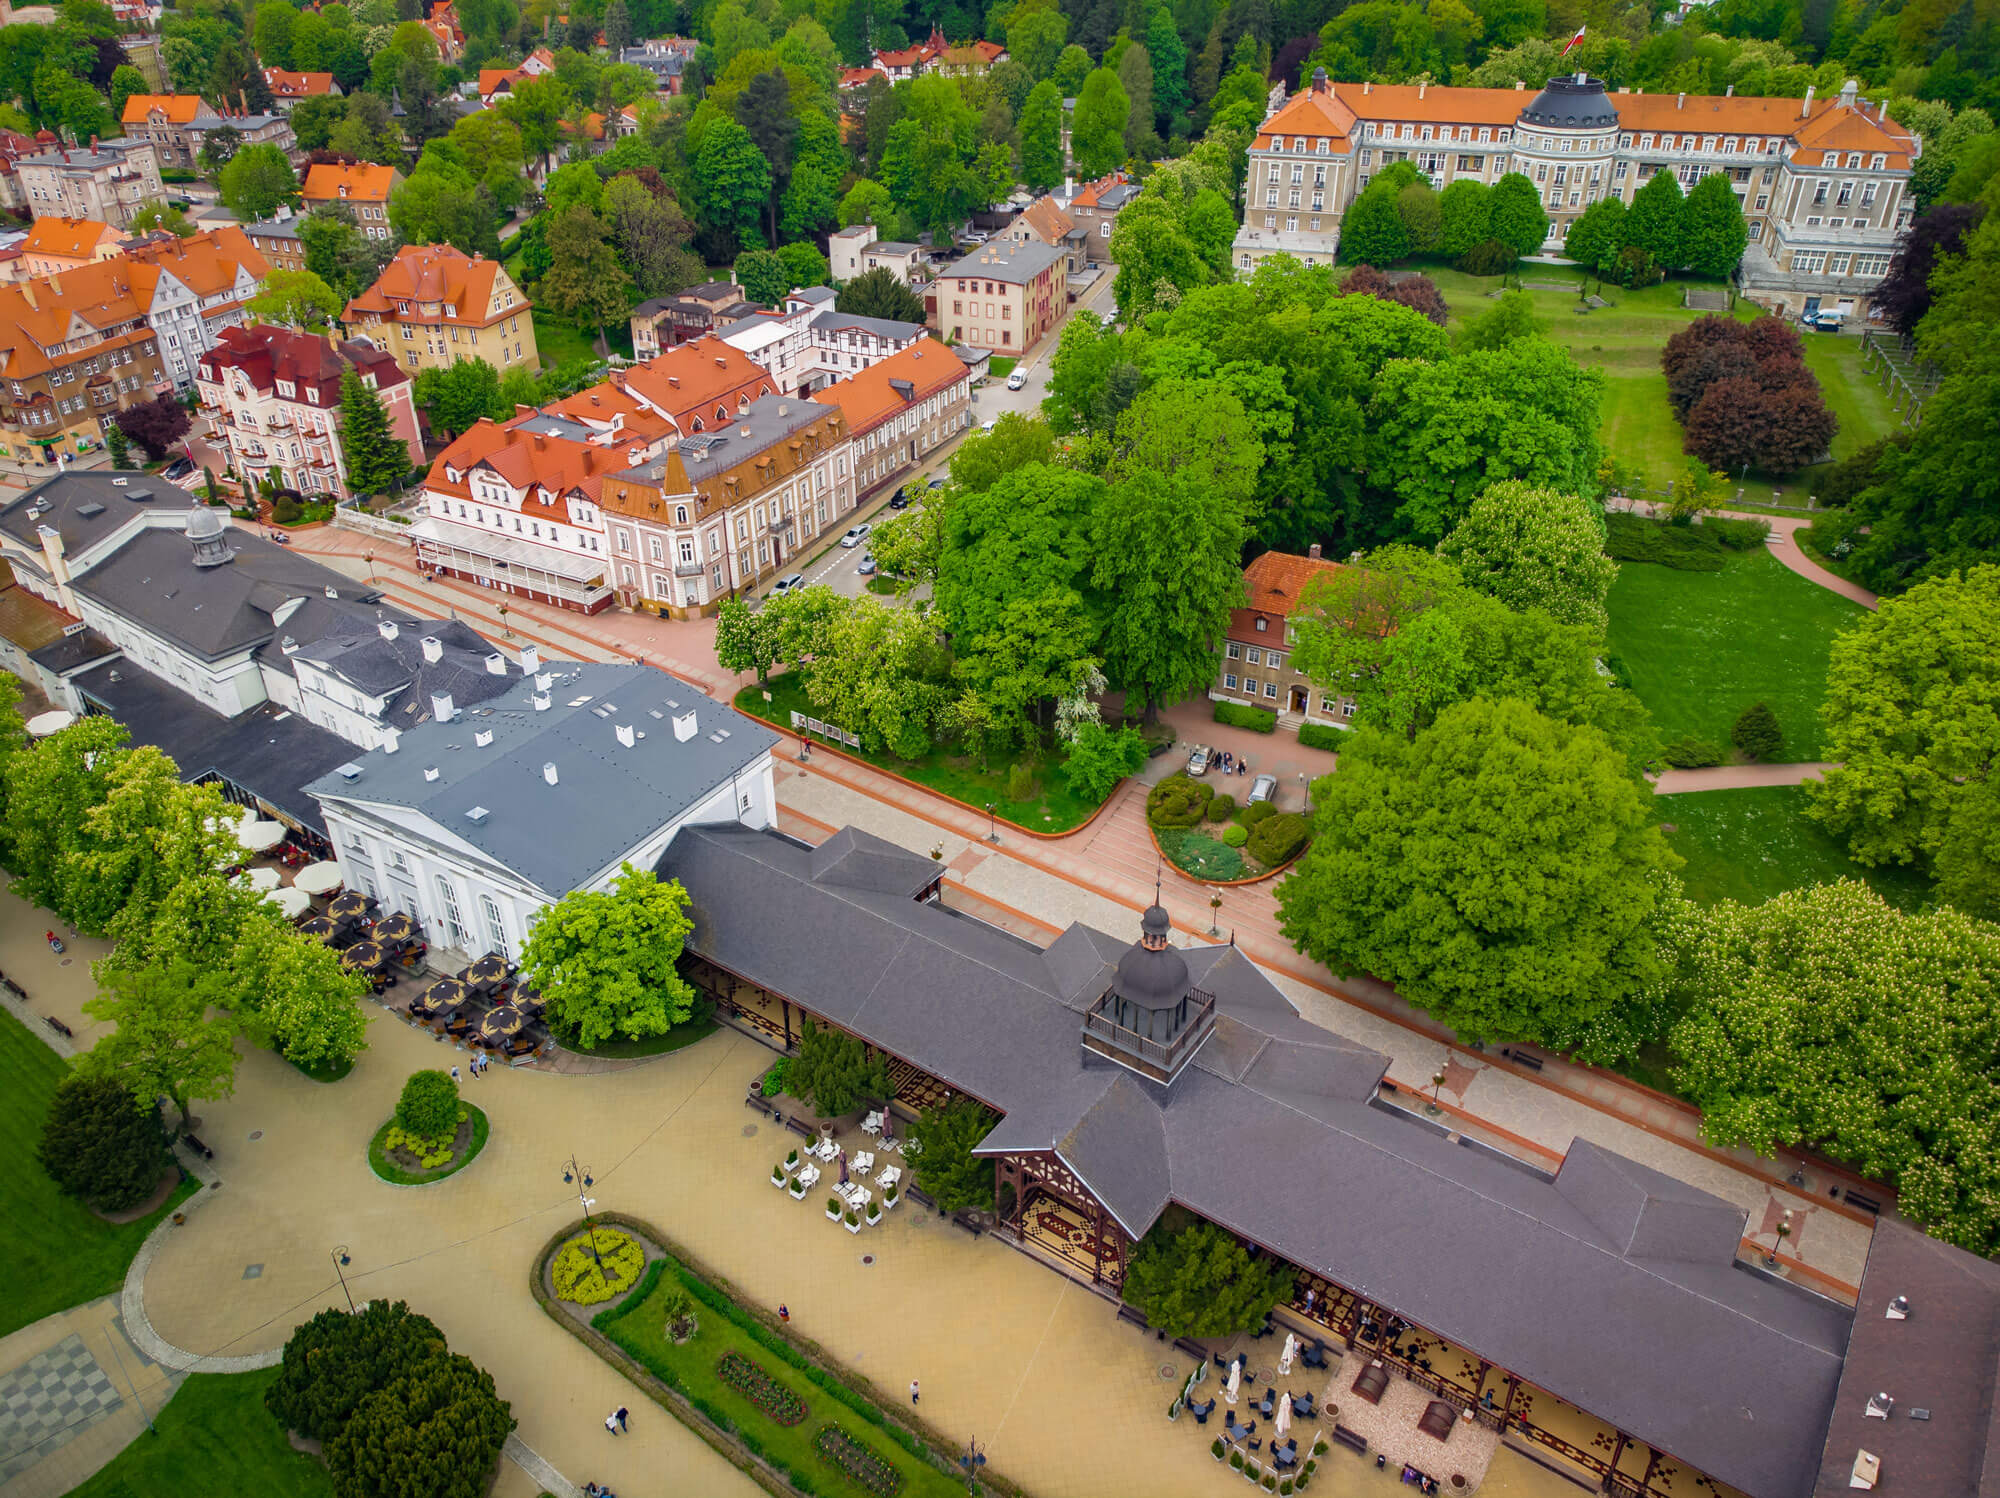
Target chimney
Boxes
[1513,79,1524,90]
[1418,79,1427,99]
[474,728,493,746]
[1802,84,1815,117]
[382,727,400,753]
[1839,77,1858,109]
[485,650,507,674]
[421,636,444,663]
[1363,79,1372,94]
[518,644,540,674]
[672,708,697,741]
[533,693,551,711]
[615,723,635,748]
[542,761,559,785]
[430,690,454,720]
[1676,92,1685,109]
[424,765,441,781]
[378,617,399,640]
[535,672,554,691]
[1308,543,1322,559]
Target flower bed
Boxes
[551,1229,647,1306]
[717,1349,809,1426]
[816,1422,905,1496]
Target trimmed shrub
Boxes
[1732,702,1784,761]
[1703,516,1771,550]
[1220,822,1249,848]
[550,1228,647,1306]
[1207,793,1236,820]
[1246,812,1311,867]
[1604,512,1727,571]
[1004,763,1035,802]
[1147,773,1214,828]
[1298,722,1345,751]
[1214,701,1278,732]
[1659,736,1724,768]
[1236,800,1278,829]
[1458,238,1515,275]
[396,1070,459,1139]
[36,1075,170,1212]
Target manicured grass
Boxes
[598,1257,968,1498]
[1606,545,1863,761]
[366,1102,489,1186]
[1662,785,1932,910]
[737,671,1109,832]
[62,1368,333,1498]
[0,1008,200,1341]
[530,311,633,371]
[986,356,1017,378]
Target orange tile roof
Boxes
[1329,81,1519,128]
[1014,197,1075,244]
[1241,550,1345,618]
[810,338,965,434]
[302,162,398,204]
[344,244,510,327]
[619,337,773,433]
[430,420,628,525]
[1070,170,1134,209]
[265,69,338,98]
[0,260,156,381]
[540,378,677,447]
[479,67,525,97]
[20,217,118,262]
[120,94,205,126]
[839,67,879,88]
[119,225,270,300]
[1791,101,1916,162]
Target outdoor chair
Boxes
[1302,1342,1327,1369]
[1190,1399,1215,1424]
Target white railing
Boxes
[332,505,416,541]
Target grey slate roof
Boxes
[73,660,354,832]
[618,394,828,485]
[307,662,777,896]
[291,614,522,725]
[808,309,924,341]
[948,238,1067,284]
[0,471,198,557]
[657,823,1857,1498]
[28,627,119,676]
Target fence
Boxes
[332,504,418,542]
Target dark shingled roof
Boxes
[0,471,199,557]
[657,823,1856,1498]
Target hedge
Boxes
[1604,512,1727,571]
[1236,801,1277,830]
[1298,722,1345,751]
[1207,793,1236,820]
[1147,773,1213,828]
[1703,516,1772,550]
[1659,736,1724,768]
[1213,702,1278,733]
[1246,812,1311,867]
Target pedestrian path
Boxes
[1607,498,1879,608]
[1654,761,1835,793]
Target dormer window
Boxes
[1255,617,1268,631]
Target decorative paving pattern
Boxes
[0,1335,124,1483]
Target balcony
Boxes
[1081,987,1217,1085]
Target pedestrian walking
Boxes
[778,1304,790,1323]
[605,1411,620,1436]
[910,1380,920,1405]
[615,1406,629,1431]
[451,1065,460,1084]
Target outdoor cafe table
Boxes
[479,1005,525,1043]
[412,977,470,1017]
[340,940,388,973]
[464,953,512,993]
[327,890,374,922]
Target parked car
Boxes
[1186,744,1211,775]
[927,476,946,489]
[841,524,871,548]
[1006,369,1028,391]
[771,573,805,596]
[1803,309,1846,332]
[962,230,989,243]
[161,456,197,483]
[858,554,877,575]
[980,419,996,433]
[1247,774,1277,806]
[888,488,909,510]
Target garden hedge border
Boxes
[365,1103,489,1188]
[1144,821,1307,888]
[530,1213,1035,1498]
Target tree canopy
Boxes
[519,864,699,1048]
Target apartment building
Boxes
[811,338,969,499]
[600,393,854,616]
[617,336,775,433]
[1055,171,1138,259]
[264,70,341,108]
[802,304,928,385]
[301,162,401,241]
[1233,68,1916,319]
[0,264,170,466]
[18,218,124,278]
[829,225,928,285]
[117,225,271,388]
[196,323,420,498]
[1001,195,1089,275]
[15,139,165,229]
[341,243,536,378]
[119,94,295,170]
[629,281,754,358]
[242,214,307,274]
[929,237,1068,353]
[1210,546,1355,729]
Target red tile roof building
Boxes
[196,324,420,499]
[264,70,342,104]
[1212,547,1353,727]
[300,162,402,240]
[341,243,535,376]
[810,338,969,498]
[869,25,1006,79]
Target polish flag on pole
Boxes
[1560,25,1586,56]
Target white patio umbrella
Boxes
[1275,1393,1293,1442]
[25,709,75,738]
[293,861,345,897]
[235,812,286,854]
[1278,1331,1298,1376]
[1225,1357,1242,1406]
[267,886,311,919]
[236,865,281,892]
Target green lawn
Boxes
[0,1008,199,1341]
[62,1369,333,1498]
[737,672,1107,832]
[1606,545,1864,761]
[986,356,1017,378]
[598,1258,969,1498]
[1663,785,1932,910]
[530,311,634,372]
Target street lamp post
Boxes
[958,1436,988,1494]
[1208,894,1222,937]
[563,1155,605,1262]
[984,802,999,844]
[331,1244,355,1313]
[1764,1209,1794,1268]
[1425,1069,1447,1117]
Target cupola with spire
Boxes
[1082,902,1217,1083]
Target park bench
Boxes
[1117,1304,1149,1332]
[1331,1425,1369,1456]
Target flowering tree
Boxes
[1438,481,1618,633]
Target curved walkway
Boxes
[1653,760,1835,793]
[1606,497,1880,609]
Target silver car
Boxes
[1186,745,1211,775]
[1247,773,1277,806]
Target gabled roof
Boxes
[301,161,399,204]
[0,260,155,380]
[343,244,506,326]
[810,338,964,434]
[616,336,773,433]
[429,420,627,524]
[120,94,205,126]
[21,218,120,262]
[118,225,270,301]
[265,69,338,98]
[1013,196,1076,245]
[1069,170,1138,210]
[1238,549,1342,620]
[1328,80,1517,128]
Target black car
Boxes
[161,457,197,483]
[927,477,946,490]
[887,488,909,510]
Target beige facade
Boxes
[15,141,165,230]
[342,244,537,378]
[1210,547,1356,729]
[927,238,1067,354]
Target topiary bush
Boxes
[1221,822,1249,847]
[1659,736,1724,768]
[1298,722,1345,751]
[1246,812,1311,868]
[1213,701,1278,733]
[551,1228,646,1306]
[1005,763,1035,802]
[36,1074,171,1212]
[396,1070,459,1140]
[1731,701,1784,761]
[1237,800,1278,829]
[1147,773,1214,828]
[1207,793,1236,820]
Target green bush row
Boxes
[1213,701,1278,733]
[1604,512,1727,571]
[1298,722,1345,751]
[1147,773,1213,828]
[1703,516,1772,550]
[1658,736,1724,768]
[1247,812,1312,867]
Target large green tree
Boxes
[519,864,698,1048]
[1680,172,1747,278]
[1276,698,1676,1047]
[1438,480,1618,633]
[1624,169,1687,271]
[535,208,633,347]
[1338,182,1412,266]
[835,266,926,322]
[1070,67,1130,177]
[414,360,502,440]
[217,143,300,222]
[1484,171,1548,258]
[247,269,343,330]
[37,1075,171,1213]
[1123,1220,1293,1339]
[1018,79,1063,191]
[907,1096,999,1211]
[691,116,773,253]
[266,1301,450,1443]
[78,960,241,1135]
[325,1351,515,1498]
[339,366,411,497]
[787,1017,890,1119]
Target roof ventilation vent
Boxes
[466,805,490,822]
[542,761,558,785]
[430,691,455,721]
[379,618,399,640]
[473,729,493,747]
[673,708,697,742]
[615,723,635,748]
[335,762,363,780]
[533,694,550,711]
[518,645,539,674]
[1885,1296,1910,1320]
[75,502,104,518]
[536,672,554,691]
[424,766,440,781]
[485,651,507,675]
[1864,1393,1893,1420]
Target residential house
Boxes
[1056,170,1138,260]
[1212,546,1353,728]
[616,335,774,433]
[1232,68,1916,318]
[869,25,1006,80]
[799,303,928,388]
[286,616,526,751]
[600,393,854,616]
[629,281,754,358]
[117,225,271,388]
[264,70,342,107]
[0,263,170,466]
[618,38,696,94]
[828,225,928,285]
[341,243,536,377]
[242,214,307,274]
[119,94,294,170]
[420,15,463,61]
[306,661,779,959]
[810,338,968,499]
[300,162,402,241]
[1001,195,1088,274]
[197,324,420,499]
[477,46,556,103]
[0,129,53,216]
[713,307,815,397]
[15,139,165,229]
[928,237,1067,353]
[18,218,125,278]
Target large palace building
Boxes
[1234,69,1917,323]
